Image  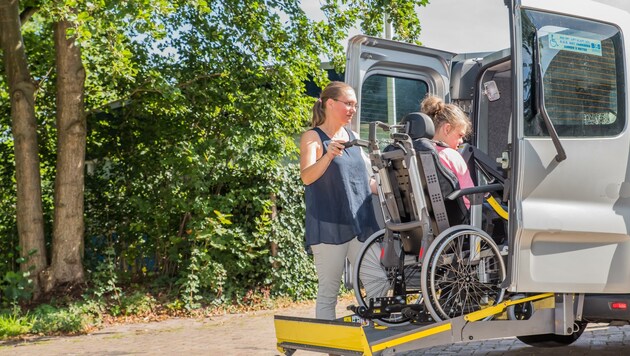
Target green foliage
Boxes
[179,245,227,310]
[71,298,105,321]
[89,246,121,299]
[317,0,430,68]
[269,165,317,299]
[0,310,33,338]
[81,1,324,306]
[30,304,89,334]
[0,249,37,307]
[0,118,18,278]
[1,0,427,315]
[0,300,102,336]
[119,291,156,316]
[1,270,33,306]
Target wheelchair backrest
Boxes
[403,112,468,228]
[374,112,468,254]
[410,137,468,228]
[378,142,426,255]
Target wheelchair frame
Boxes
[274,121,584,355]
[350,120,507,326]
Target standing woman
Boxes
[300,81,379,320]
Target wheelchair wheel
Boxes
[421,226,506,321]
[353,230,422,326]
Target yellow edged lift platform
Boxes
[275,293,566,355]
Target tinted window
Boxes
[522,10,625,137]
[359,74,428,140]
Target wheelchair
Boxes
[351,113,508,326]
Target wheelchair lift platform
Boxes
[275,293,559,355]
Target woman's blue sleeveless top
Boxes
[304,127,380,246]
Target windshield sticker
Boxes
[548,33,602,56]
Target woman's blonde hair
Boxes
[311,81,354,127]
[420,95,471,136]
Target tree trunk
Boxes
[0,0,47,294]
[46,18,86,290]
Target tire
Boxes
[421,226,506,321]
[517,321,587,347]
[353,230,422,326]
[506,294,534,321]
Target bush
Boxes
[269,164,317,300]
[120,291,156,316]
[0,311,32,338]
[83,143,317,309]
[30,304,87,334]
[1,269,33,307]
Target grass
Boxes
[0,311,33,338]
[0,284,328,340]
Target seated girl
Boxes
[420,95,474,208]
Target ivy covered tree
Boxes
[0,0,428,303]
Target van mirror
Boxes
[483,80,501,102]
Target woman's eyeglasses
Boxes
[333,99,359,110]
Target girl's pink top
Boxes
[435,145,474,209]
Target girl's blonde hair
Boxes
[420,95,471,136]
[311,81,354,127]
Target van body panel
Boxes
[345,0,630,303]
[346,35,455,137]
[510,0,630,292]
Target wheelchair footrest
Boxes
[349,296,433,323]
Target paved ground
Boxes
[1,298,629,355]
[409,324,630,355]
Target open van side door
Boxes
[345,35,455,139]
[508,0,630,293]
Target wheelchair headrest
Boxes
[400,112,435,139]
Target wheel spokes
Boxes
[428,230,506,320]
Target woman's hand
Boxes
[326,140,345,159]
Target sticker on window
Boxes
[548,33,602,56]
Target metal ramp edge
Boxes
[275,293,555,355]
[275,315,369,355]
[274,314,458,355]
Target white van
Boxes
[276,1,630,354]
[348,0,630,311]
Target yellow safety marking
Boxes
[534,295,555,309]
[487,195,508,220]
[275,295,554,355]
[465,293,554,322]
[275,317,369,354]
[370,322,452,352]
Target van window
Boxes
[359,74,428,140]
[522,9,625,137]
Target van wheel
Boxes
[516,322,587,347]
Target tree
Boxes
[77,0,431,304]
[0,0,47,293]
[0,0,173,294]
[42,15,87,290]
[1,0,430,301]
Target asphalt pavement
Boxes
[1,298,629,355]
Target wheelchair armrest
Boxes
[385,220,423,232]
[446,183,503,201]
